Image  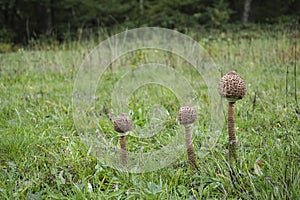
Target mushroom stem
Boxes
[120,135,127,165]
[184,124,197,169]
[228,102,237,161]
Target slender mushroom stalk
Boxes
[113,113,132,165]
[178,105,197,169]
[218,71,246,161]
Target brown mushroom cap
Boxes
[114,113,132,133]
[218,71,246,102]
[178,105,197,125]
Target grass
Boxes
[0,26,299,199]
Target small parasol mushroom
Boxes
[218,71,246,161]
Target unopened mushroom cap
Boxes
[218,71,246,102]
[178,105,197,125]
[114,113,132,133]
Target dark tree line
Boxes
[0,0,299,43]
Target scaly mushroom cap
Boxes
[178,105,197,125]
[114,113,132,133]
[218,71,246,102]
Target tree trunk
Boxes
[45,0,52,36]
[243,0,252,23]
[139,0,144,15]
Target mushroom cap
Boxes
[178,105,197,125]
[113,113,132,133]
[218,71,246,102]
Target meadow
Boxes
[0,25,299,199]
